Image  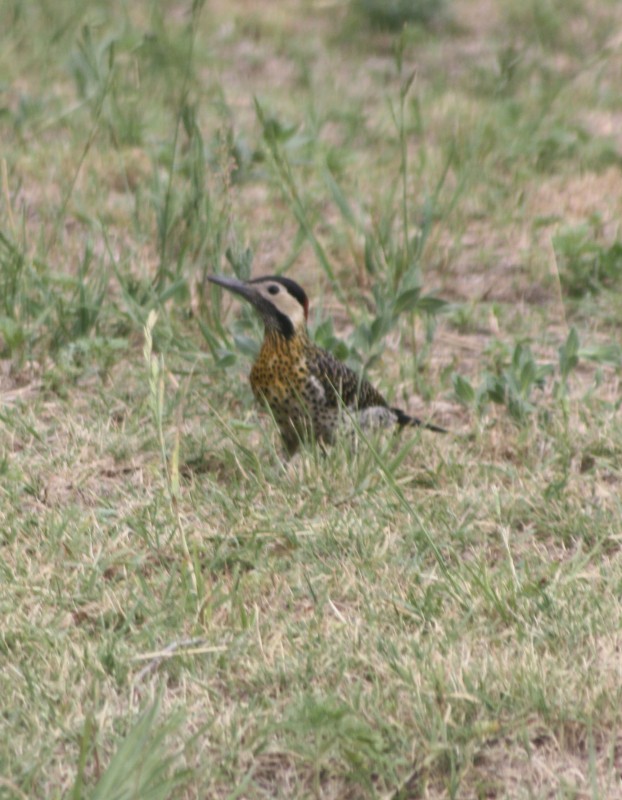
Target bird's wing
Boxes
[308,346,388,410]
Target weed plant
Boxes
[352,0,448,30]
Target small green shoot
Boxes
[553,223,622,298]
[71,699,191,800]
[452,332,585,421]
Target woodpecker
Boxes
[208,274,446,455]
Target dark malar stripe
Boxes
[275,309,295,339]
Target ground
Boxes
[1,0,622,798]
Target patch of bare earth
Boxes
[530,167,622,233]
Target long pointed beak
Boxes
[208,274,259,307]
[208,274,282,331]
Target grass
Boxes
[2,0,622,797]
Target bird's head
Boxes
[208,274,309,339]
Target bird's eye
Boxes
[267,285,280,295]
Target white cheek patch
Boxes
[259,287,306,330]
[288,303,306,330]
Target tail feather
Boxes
[392,407,447,434]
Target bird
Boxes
[208,274,446,455]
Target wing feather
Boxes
[307,346,388,410]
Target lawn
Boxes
[1,1,622,798]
